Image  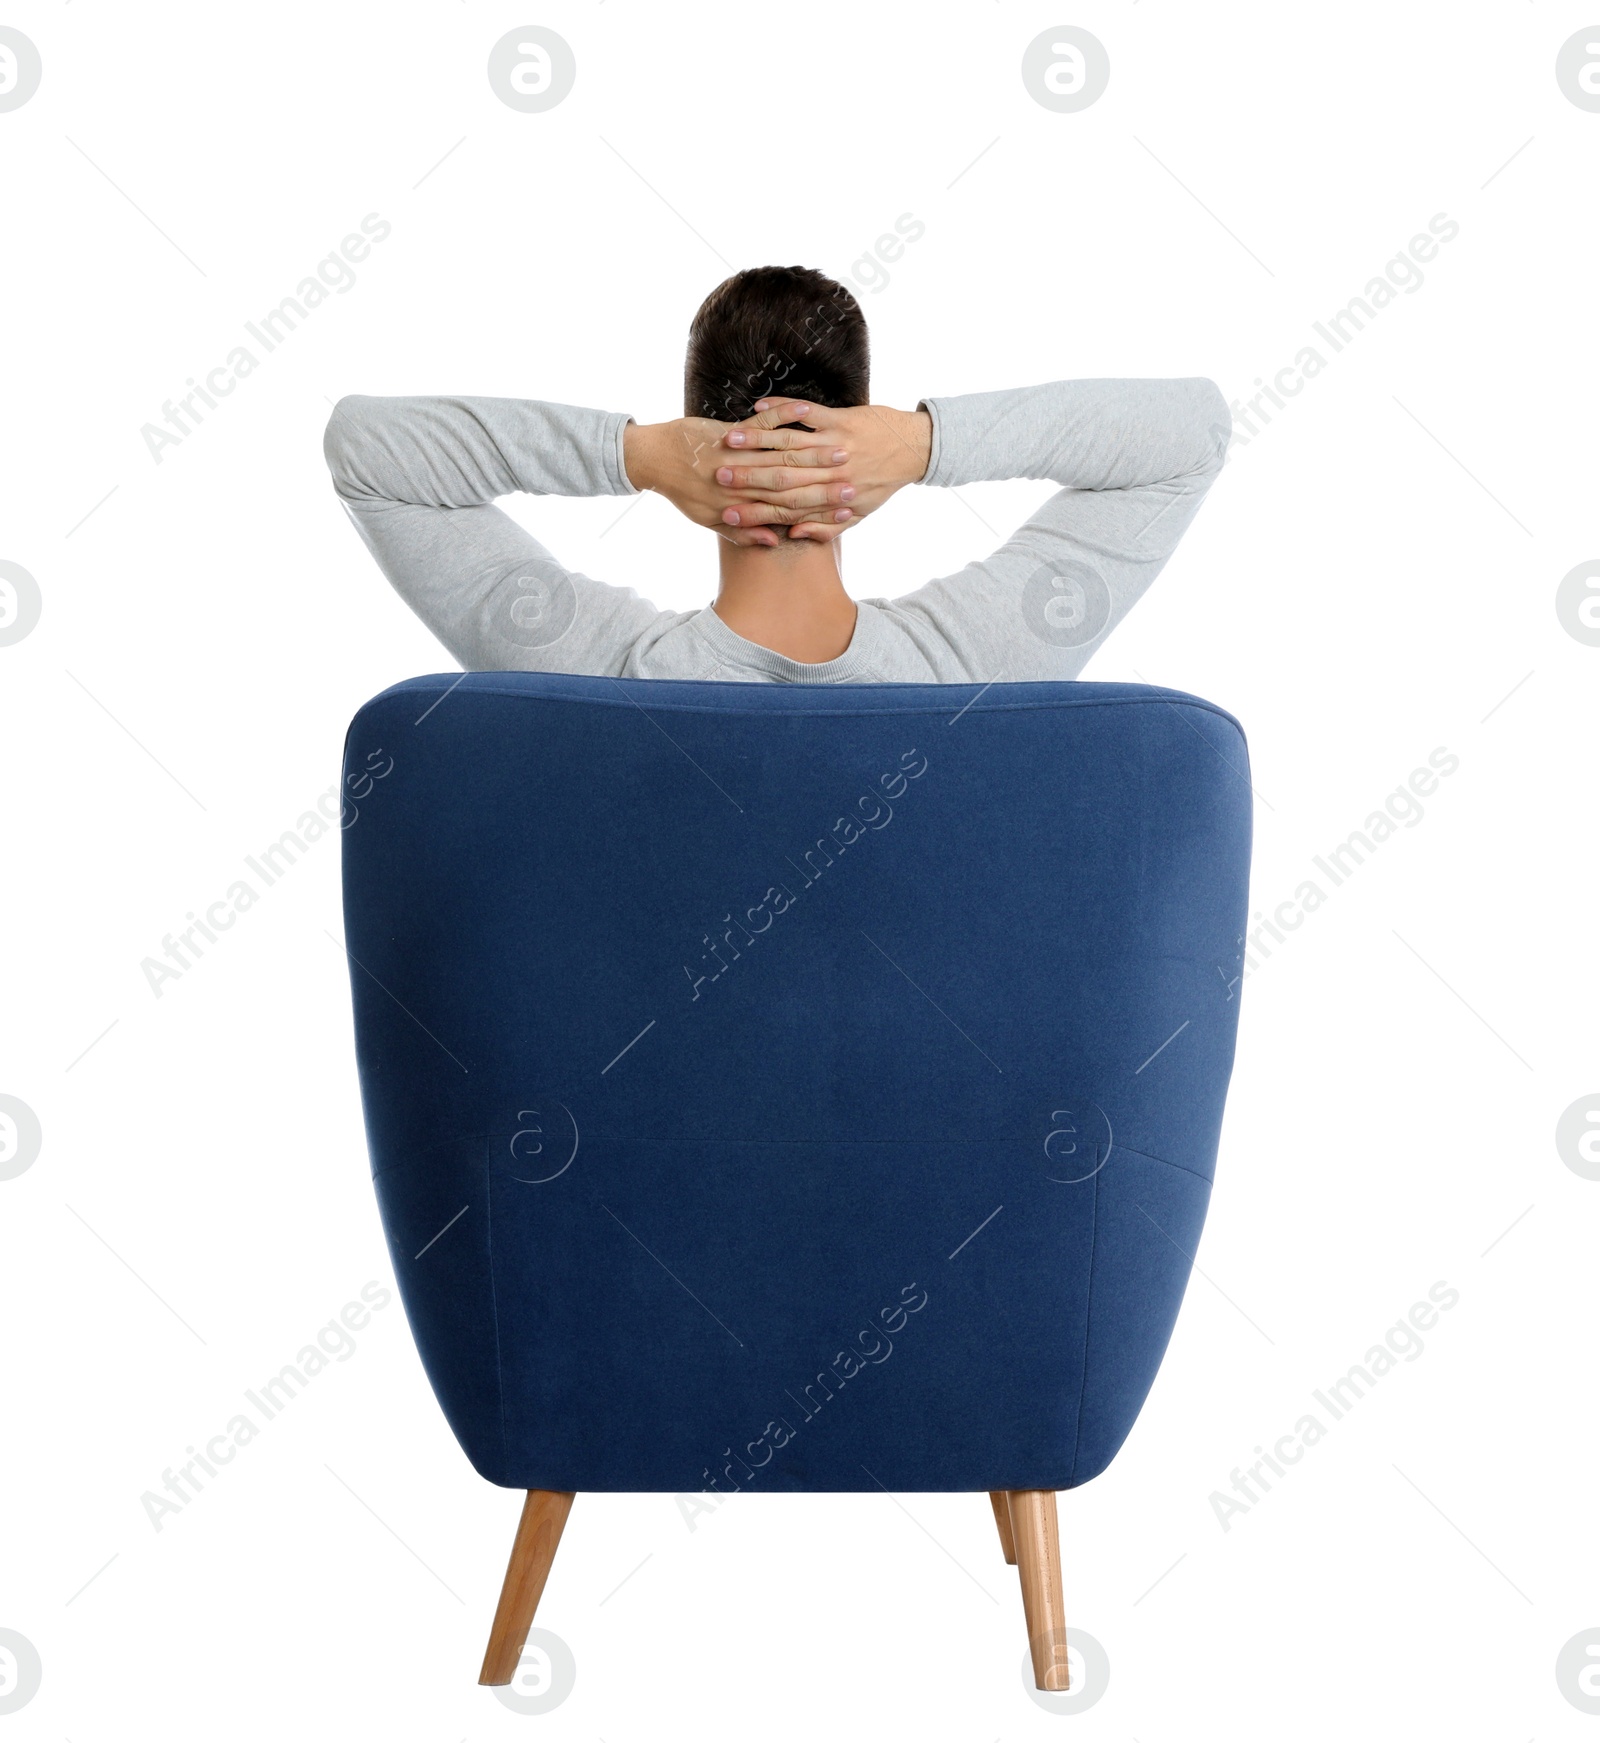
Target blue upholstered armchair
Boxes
[339,673,1252,1692]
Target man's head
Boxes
[684,266,869,423]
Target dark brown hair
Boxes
[684,265,869,422]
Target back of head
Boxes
[684,265,869,422]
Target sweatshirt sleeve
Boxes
[874,379,1231,681]
[323,394,675,673]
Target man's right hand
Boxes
[716,400,934,542]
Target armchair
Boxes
[339,672,1251,1691]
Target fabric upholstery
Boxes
[340,674,1251,1493]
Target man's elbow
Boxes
[1186,378,1231,474]
[323,395,373,497]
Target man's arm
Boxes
[716,381,1230,678]
[884,378,1231,679]
[323,394,671,673]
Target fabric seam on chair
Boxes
[366,682,1246,734]
[484,1133,510,1472]
[578,1136,1061,1148]
[371,1138,1214,1178]
[369,1127,503,1184]
[1113,1144,1214,1185]
[1068,1162,1101,1487]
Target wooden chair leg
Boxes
[478,1489,575,1686]
[1008,1489,1069,1691]
[988,1490,1017,1564]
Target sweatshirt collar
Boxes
[689,601,887,684]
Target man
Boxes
[323,265,1228,682]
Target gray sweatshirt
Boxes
[323,379,1229,684]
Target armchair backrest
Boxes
[341,674,1251,1493]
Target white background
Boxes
[2,3,1597,1737]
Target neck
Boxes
[712,539,857,664]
